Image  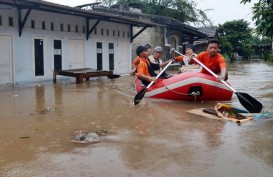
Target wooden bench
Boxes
[53,68,113,84]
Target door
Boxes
[96,42,103,70]
[117,42,130,74]
[0,35,12,84]
[54,40,62,70]
[69,39,84,69]
[109,43,114,70]
[34,39,44,76]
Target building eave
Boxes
[0,0,156,27]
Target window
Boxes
[170,36,178,50]
[82,26,85,33]
[34,39,44,76]
[67,24,71,32]
[42,21,46,30]
[51,22,54,31]
[123,31,125,37]
[9,17,14,27]
[0,16,2,26]
[31,20,35,28]
[54,40,62,70]
[109,43,114,70]
[101,28,104,35]
[96,42,103,70]
[113,30,115,36]
[107,29,109,36]
[60,24,64,31]
[75,25,78,33]
[94,28,97,35]
[118,31,120,37]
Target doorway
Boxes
[69,39,84,69]
[34,39,44,76]
[54,40,62,70]
[117,42,130,74]
[0,35,13,84]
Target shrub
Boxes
[264,53,273,62]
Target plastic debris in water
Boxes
[71,129,107,144]
[96,129,108,136]
[40,107,56,114]
[253,112,273,119]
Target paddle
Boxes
[134,59,174,105]
[174,50,263,113]
[107,74,129,79]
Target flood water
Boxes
[0,61,273,177]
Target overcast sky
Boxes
[46,0,258,27]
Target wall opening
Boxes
[34,39,44,76]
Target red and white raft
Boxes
[135,72,233,101]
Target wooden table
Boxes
[53,68,113,84]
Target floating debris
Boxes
[96,129,108,136]
[40,107,56,114]
[71,129,108,144]
[19,136,30,139]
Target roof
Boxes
[198,26,218,38]
[0,0,156,27]
[92,6,208,38]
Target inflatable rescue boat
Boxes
[135,72,233,101]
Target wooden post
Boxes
[76,75,83,84]
[53,70,57,84]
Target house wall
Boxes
[132,27,185,61]
[0,8,131,84]
[132,26,165,60]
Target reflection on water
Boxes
[0,61,273,177]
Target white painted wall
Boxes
[0,8,132,84]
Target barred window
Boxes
[42,21,46,30]
[9,17,14,27]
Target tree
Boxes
[218,20,254,60]
[96,0,212,26]
[241,0,273,39]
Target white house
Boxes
[0,0,155,85]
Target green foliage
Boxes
[96,0,212,26]
[251,36,271,45]
[264,53,273,62]
[241,0,273,39]
[218,20,254,60]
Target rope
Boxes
[162,80,201,102]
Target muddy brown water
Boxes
[0,61,273,177]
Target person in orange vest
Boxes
[130,44,152,75]
[172,39,228,80]
[136,45,171,86]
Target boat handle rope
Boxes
[162,80,200,102]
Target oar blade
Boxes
[107,74,121,79]
[235,92,263,113]
[134,88,147,105]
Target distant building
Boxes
[0,0,155,85]
[194,26,218,53]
